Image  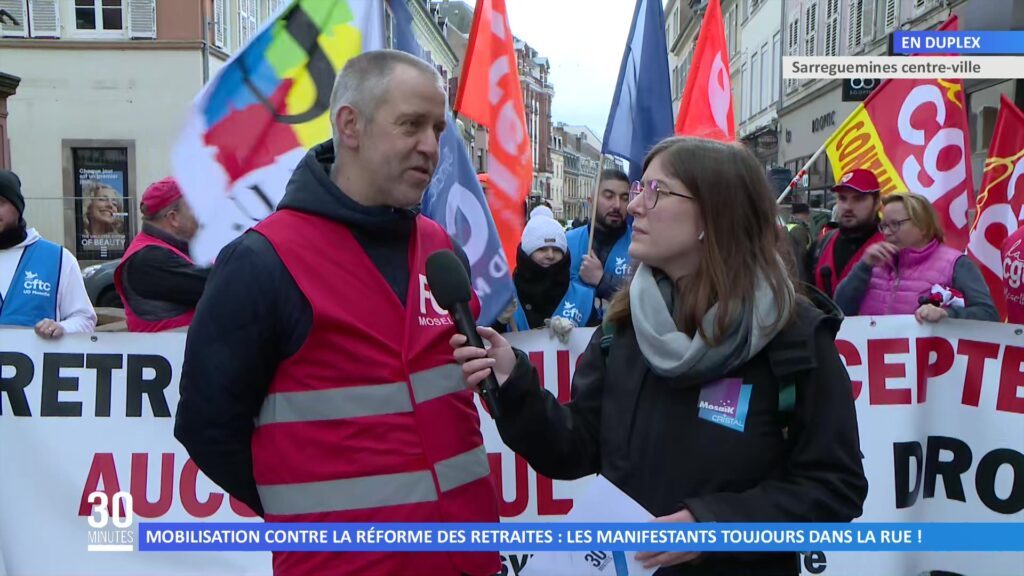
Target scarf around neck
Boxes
[629,262,794,386]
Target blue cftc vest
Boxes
[565,224,632,318]
[0,239,62,328]
[511,279,594,331]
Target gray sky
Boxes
[505,0,638,141]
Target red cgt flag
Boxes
[967,94,1024,320]
[825,15,974,250]
[674,0,735,141]
[454,0,532,270]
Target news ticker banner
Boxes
[783,56,1024,79]
[0,317,1021,576]
[134,523,1023,553]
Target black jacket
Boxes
[120,223,209,320]
[174,141,470,515]
[494,300,868,576]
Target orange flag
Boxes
[967,94,1024,320]
[825,15,974,250]
[674,0,735,140]
[455,0,532,270]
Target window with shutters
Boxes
[213,0,226,48]
[824,0,839,57]
[771,32,780,104]
[0,0,28,37]
[882,0,898,33]
[913,0,934,15]
[786,12,799,93]
[751,51,760,114]
[269,0,287,15]
[760,42,769,112]
[28,0,60,37]
[741,62,749,121]
[127,0,155,38]
[848,0,864,52]
[384,2,394,49]
[725,7,736,57]
[804,2,817,58]
[238,0,259,49]
[74,0,123,33]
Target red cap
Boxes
[140,177,183,216]
[833,169,881,194]
[477,173,490,186]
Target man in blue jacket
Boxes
[565,168,632,318]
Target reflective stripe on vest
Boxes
[257,446,490,516]
[256,364,467,426]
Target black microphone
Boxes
[821,266,834,298]
[425,250,502,419]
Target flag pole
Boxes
[587,154,607,254]
[777,141,827,205]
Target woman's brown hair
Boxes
[604,137,794,345]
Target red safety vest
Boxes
[252,210,500,576]
[114,232,196,332]
[814,230,884,297]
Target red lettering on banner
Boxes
[957,339,1000,407]
[131,452,174,517]
[488,452,529,517]
[536,474,573,516]
[79,453,122,517]
[916,337,954,403]
[180,458,223,518]
[556,350,571,404]
[79,452,260,519]
[868,338,911,405]
[997,345,1024,414]
[835,339,863,400]
[527,350,572,403]
[229,496,258,518]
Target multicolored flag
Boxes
[967,94,1024,320]
[454,0,533,271]
[172,0,384,263]
[824,16,974,250]
[674,0,735,141]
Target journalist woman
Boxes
[451,137,868,575]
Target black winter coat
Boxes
[494,300,868,576]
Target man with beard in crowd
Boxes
[565,169,632,318]
[806,169,885,298]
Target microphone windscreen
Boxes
[425,250,472,311]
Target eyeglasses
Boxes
[629,180,695,210]
[878,218,912,233]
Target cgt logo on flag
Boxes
[86,491,135,552]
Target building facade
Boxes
[516,38,554,207]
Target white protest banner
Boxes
[0,318,1021,576]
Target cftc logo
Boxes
[86,491,135,552]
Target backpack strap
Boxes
[599,319,616,357]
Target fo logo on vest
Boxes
[22,271,53,297]
[417,274,454,327]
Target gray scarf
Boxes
[630,263,794,386]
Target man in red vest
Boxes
[114,177,208,332]
[806,169,885,297]
[175,51,500,576]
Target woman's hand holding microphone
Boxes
[450,326,517,392]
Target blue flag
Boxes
[391,0,514,326]
[602,0,675,182]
